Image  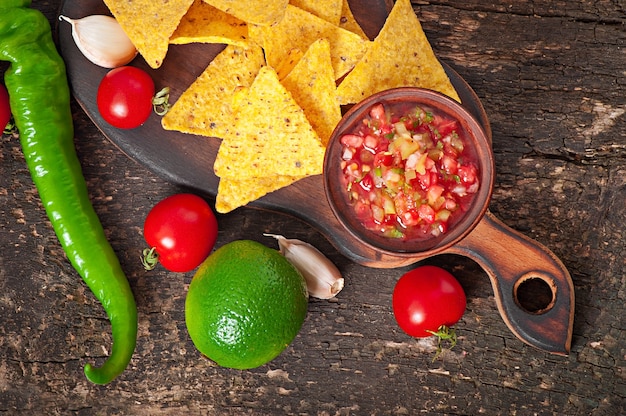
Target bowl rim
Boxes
[323,87,495,256]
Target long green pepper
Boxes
[0,1,137,384]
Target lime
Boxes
[185,240,308,369]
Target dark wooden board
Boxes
[58,0,491,269]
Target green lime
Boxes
[185,240,308,369]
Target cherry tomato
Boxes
[143,194,218,273]
[392,265,466,338]
[0,84,10,131]
[97,66,154,129]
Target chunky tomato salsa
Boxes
[339,102,480,240]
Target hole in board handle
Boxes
[514,272,557,314]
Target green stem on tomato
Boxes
[426,325,458,361]
[141,247,159,271]
[152,87,171,116]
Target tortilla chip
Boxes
[170,0,249,47]
[214,66,326,178]
[336,0,460,104]
[161,44,265,138]
[275,48,304,80]
[104,0,194,68]
[281,39,341,147]
[289,0,342,26]
[202,0,288,26]
[215,175,304,213]
[338,0,368,39]
[249,4,368,80]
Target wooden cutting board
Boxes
[58,0,490,268]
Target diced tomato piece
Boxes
[369,103,386,122]
[443,142,459,157]
[378,124,393,136]
[441,155,459,175]
[364,135,379,150]
[458,164,478,184]
[444,198,458,211]
[427,184,445,207]
[418,204,436,224]
[353,201,370,218]
[374,152,393,167]
[436,117,458,137]
[451,184,467,196]
[341,134,364,148]
[415,171,431,189]
[424,156,436,171]
[394,191,415,216]
[400,210,420,227]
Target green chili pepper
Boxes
[0,1,137,385]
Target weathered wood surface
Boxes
[1,0,624,414]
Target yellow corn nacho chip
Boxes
[214,66,326,179]
[336,0,460,104]
[274,48,304,80]
[215,175,305,213]
[281,39,341,147]
[289,0,343,26]
[170,0,249,47]
[104,0,194,68]
[249,4,368,80]
[339,0,368,39]
[161,45,265,138]
[202,0,288,26]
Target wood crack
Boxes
[525,143,626,166]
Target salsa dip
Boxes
[324,88,494,255]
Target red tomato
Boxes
[0,84,10,131]
[97,66,155,129]
[143,194,218,273]
[392,265,466,338]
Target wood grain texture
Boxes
[1,0,624,414]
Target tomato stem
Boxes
[426,325,458,361]
[141,247,159,271]
[152,87,171,116]
[3,117,16,135]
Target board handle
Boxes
[444,211,575,355]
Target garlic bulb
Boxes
[60,15,137,68]
[265,234,344,300]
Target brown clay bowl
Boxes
[324,87,494,256]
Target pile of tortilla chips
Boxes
[103,0,460,213]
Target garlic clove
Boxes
[60,15,138,68]
[265,234,344,300]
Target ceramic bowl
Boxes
[323,87,495,255]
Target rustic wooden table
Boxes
[1,0,624,414]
